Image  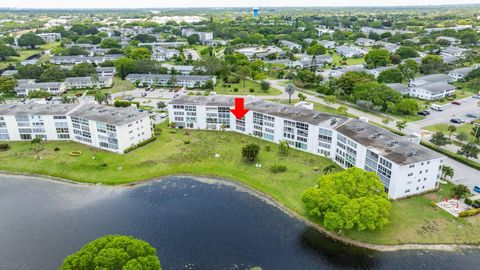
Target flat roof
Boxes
[0,103,79,116]
[335,119,443,165]
[69,103,149,126]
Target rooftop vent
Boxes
[330,118,337,126]
[370,133,382,139]
[354,126,364,132]
[406,149,418,157]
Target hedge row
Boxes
[124,137,156,153]
[114,100,140,108]
[420,141,480,171]
[459,208,480,218]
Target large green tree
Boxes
[421,55,444,74]
[395,47,419,59]
[0,77,16,93]
[377,68,403,83]
[17,32,45,49]
[0,44,18,60]
[430,132,449,148]
[364,49,390,68]
[60,235,162,270]
[115,57,135,79]
[302,168,391,231]
[306,44,326,55]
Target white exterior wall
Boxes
[167,103,444,199]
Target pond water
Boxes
[0,175,478,270]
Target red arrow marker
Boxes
[230,98,249,119]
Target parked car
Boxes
[474,185,480,193]
[45,96,53,101]
[466,113,477,118]
[473,94,480,99]
[451,101,461,105]
[450,118,463,124]
[124,96,134,101]
[417,111,428,116]
[141,92,147,97]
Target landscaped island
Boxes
[0,123,478,247]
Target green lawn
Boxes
[214,79,282,96]
[267,98,358,118]
[330,52,365,66]
[0,42,60,69]
[424,123,479,143]
[107,77,136,93]
[0,123,478,245]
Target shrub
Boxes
[0,143,10,151]
[123,137,156,153]
[458,208,480,217]
[114,100,132,107]
[233,88,239,92]
[465,198,473,206]
[249,88,255,93]
[270,164,287,173]
[183,140,190,144]
[54,147,60,151]
[242,143,260,162]
[473,200,480,209]
[264,145,271,152]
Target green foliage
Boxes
[430,132,449,148]
[0,143,10,151]
[124,137,156,153]
[128,47,152,60]
[270,164,287,173]
[364,49,390,68]
[114,100,133,107]
[336,71,375,96]
[452,184,470,198]
[61,46,89,56]
[242,143,260,162]
[377,68,403,83]
[458,208,480,218]
[39,66,68,82]
[395,47,419,59]
[59,235,162,270]
[396,120,407,131]
[0,44,18,60]
[421,55,444,74]
[17,64,44,79]
[17,32,45,49]
[352,82,402,111]
[187,34,200,45]
[0,77,16,93]
[70,63,96,77]
[395,98,419,115]
[306,44,326,55]
[115,57,135,79]
[260,80,270,91]
[302,168,391,231]
[278,140,290,156]
[27,90,52,98]
[100,38,121,48]
[457,143,479,160]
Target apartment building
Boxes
[14,82,67,97]
[37,32,61,42]
[65,76,113,89]
[0,102,153,154]
[168,96,444,199]
[125,74,215,88]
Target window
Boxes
[404,189,410,193]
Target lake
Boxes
[0,175,478,270]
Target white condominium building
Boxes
[168,96,445,199]
[0,102,153,154]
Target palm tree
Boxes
[447,125,456,141]
[441,166,454,180]
[323,164,337,175]
[285,83,295,104]
[94,92,112,105]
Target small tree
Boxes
[455,131,469,143]
[260,80,270,91]
[457,143,479,160]
[430,132,449,149]
[441,165,454,179]
[337,105,348,116]
[382,118,391,125]
[157,101,166,110]
[285,84,295,104]
[242,144,260,162]
[298,93,307,101]
[395,120,407,131]
[278,140,289,156]
[447,125,456,141]
[452,184,470,199]
[324,95,336,104]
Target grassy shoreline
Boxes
[0,123,479,247]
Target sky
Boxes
[1,0,480,9]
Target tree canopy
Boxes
[302,168,391,231]
[60,235,162,270]
[18,32,45,49]
[364,49,390,68]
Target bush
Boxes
[270,164,287,173]
[233,88,239,92]
[0,143,10,151]
[465,198,473,206]
[183,140,190,144]
[54,147,60,151]
[114,100,132,107]
[123,137,156,153]
[458,208,480,217]
[264,145,271,152]
[473,200,480,209]
[249,88,255,93]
